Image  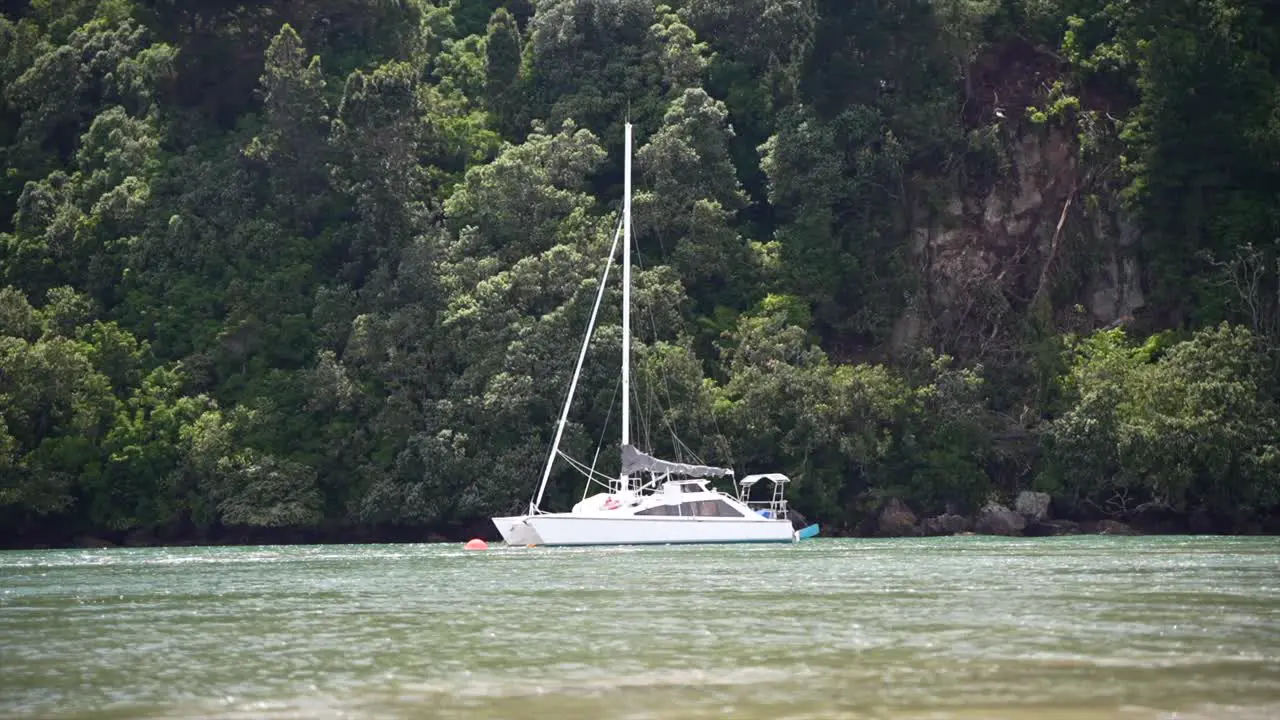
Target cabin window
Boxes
[635,500,745,517]
[681,483,703,493]
[687,500,745,517]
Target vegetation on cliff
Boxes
[2,0,1278,545]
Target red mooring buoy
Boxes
[464,538,488,550]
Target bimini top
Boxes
[620,444,733,478]
[738,473,791,487]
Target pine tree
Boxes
[484,7,522,137]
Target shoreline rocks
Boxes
[1024,519,1081,536]
[849,492,1168,539]
[974,502,1027,535]
[876,498,920,537]
[921,513,971,536]
[1014,491,1052,522]
[7,494,1278,550]
[1081,519,1139,535]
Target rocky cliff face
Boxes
[893,40,1145,361]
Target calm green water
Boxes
[2,537,1279,719]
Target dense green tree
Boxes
[483,7,522,135]
[1044,324,1280,517]
[635,87,754,326]
[244,24,330,230]
[3,0,1280,544]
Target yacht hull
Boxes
[492,515,542,546]
[519,514,796,546]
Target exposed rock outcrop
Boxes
[974,502,1026,536]
[892,40,1145,360]
[1014,491,1052,522]
[1025,519,1080,536]
[1083,519,1138,535]
[876,498,920,537]
[921,513,971,536]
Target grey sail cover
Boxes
[620,444,733,477]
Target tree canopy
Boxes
[2,0,1278,544]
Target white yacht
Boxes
[493,467,797,547]
[490,122,811,547]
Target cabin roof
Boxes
[738,473,790,486]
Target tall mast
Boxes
[620,121,632,494]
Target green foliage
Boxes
[759,103,914,343]
[483,7,523,134]
[1040,0,1280,326]
[706,300,992,523]
[1,0,1279,543]
[1044,324,1280,516]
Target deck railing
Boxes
[745,499,788,520]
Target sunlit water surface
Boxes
[2,536,1278,719]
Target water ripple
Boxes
[1,536,1278,719]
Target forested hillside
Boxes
[2,0,1278,546]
